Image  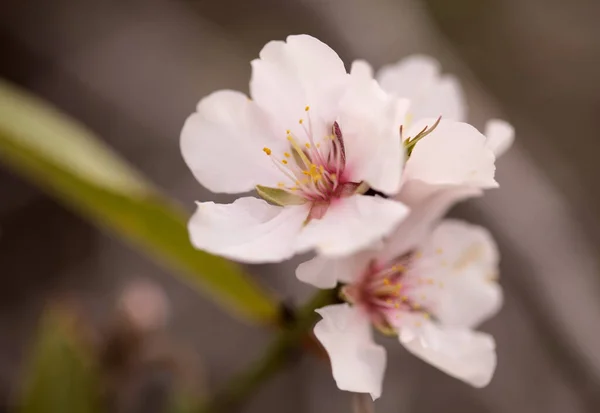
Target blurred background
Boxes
[1,0,600,412]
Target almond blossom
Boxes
[180,35,410,263]
[297,220,502,399]
[366,57,515,255]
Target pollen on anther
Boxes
[383,278,390,286]
[262,147,272,155]
[277,182,285,188]
[305,106,310,111]
[299,119,304,124]
[282,159,288,164]
[305,143,311,149]
[436,248,443,255]
[286,129,291,135]
[284,152,291,158]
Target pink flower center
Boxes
[342,253,435,332]
[261,107,363,219]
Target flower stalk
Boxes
[194,289,336,413]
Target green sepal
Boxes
[256,185,307,206]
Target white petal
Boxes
[404,119,498,189]
[337,68,409,194]
[418,220,502,327]
[297,195,409,257]
[410,75,465,123]
[380,181,482,262]
[181,90,284,193]
[485,119,514,157]
[250,35,348,141]
[350,59,374,80]
[377,55,466,123]
[315,304,387,399]
[399,320,496,387]
[377,55,440,103]
[296,251,375,289]
[188,197,309,263]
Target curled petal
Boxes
[297,195,409,257]
[337,67,409,194]
[398,319,496,387]
[404,119,497,189]
[188,197,309,263]
[315,304,387,400]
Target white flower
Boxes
[377,55,515,157]
[297,220,502,399]
[181,35,410,263]
[357,56,515,254]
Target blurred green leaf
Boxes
[20,308,100,413]
[0,79,278,324]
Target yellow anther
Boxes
[299,119,304,124]
[415,251,423,259]
[277,182,285,188]
[284,152,291,158]
[423,313,431,320]
[317,143,321,148]
[383,278,390,286]
[330,173,337,181]
[305,106,310,111]
[286,129,291,134]
[262,147,272,156]
[392,265,405,272]
[386,299,392,304]
[401,296,408,302]
[305,143,311,149]
[413,303,421,310]
[394,303,400,309]
[304,164,322,182]
[426,278,434,285]
[282,159,288,165]
[436,248,443,255]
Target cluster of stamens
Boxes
[261,106,349,203]
[343,251,447,332]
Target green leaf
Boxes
[256,185,307,206]
[19,308,100,413]
[0,79,278,324]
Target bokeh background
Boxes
[1,0,600,412]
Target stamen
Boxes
[263,147,272,155]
